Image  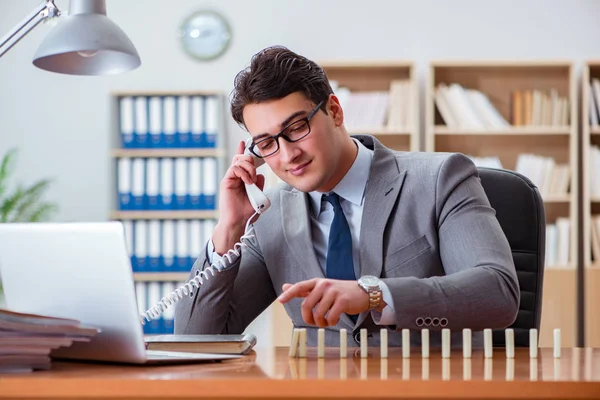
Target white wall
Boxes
[1,0,599,221]
[1,0,599,344]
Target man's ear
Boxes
[327,94,344,127]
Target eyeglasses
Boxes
[248,101,324,158]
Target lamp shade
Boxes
[32,7,140,75]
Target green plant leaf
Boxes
[0,148,17,202]
[12,179,54,222]
[0,186,25,223]
[27,203,58,222]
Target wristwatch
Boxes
[358,275,384,312]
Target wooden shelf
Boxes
[111,90,222,97]
[346,128,412,135]
[133,273,189,282]
[111,149,225,158]
[591,126,600,134]
[110,211,218,220]
[542,194,571,203]
[434,126,570,135]
[591,197,600,203]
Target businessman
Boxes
[174,46,519,347]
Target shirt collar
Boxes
[308,138,373,216]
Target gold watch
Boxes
[358,275,384,312]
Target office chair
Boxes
[477,167,546,347]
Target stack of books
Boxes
[0,308,100,373]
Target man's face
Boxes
[243,92,348,193]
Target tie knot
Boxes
[323,192,342,210]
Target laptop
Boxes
[0,222,240,365]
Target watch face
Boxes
[179,10,232,61]
[360,275,379,287]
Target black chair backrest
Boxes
[477,167,546,347]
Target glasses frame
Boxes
[248,100,324,158]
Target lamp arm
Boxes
[0,0,61,58]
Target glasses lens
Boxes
[254,138,278,157]
[284,120,310,141]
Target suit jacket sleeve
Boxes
[173,228,277,335]
[382,153,520,331]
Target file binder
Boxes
[202,157,217,209]
[161,282,176,333]
[119,96,135,148]
[190,96,204,148]
[204,96,219,148]
[162,220,175,273]
[174,158,189,209]
[163,96,177,148]
[147,282,162,334]
[159,158,174,210]
[134,220,148,273]
[131,158,146,210]
[134,96,149,148]
[189,220,203,262]
[148,96,163,148]
[188,158,202,209]
[177,96,191,148]
[175,220,190,272]
[117,157,132,210]
[148,220,161,272]
[146,158,160,210]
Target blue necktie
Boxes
[324,193,356,281]
[324,193,357,322]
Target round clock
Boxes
[179,10,232,61]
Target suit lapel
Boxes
[281,190,323,281]
[358,142,407,280]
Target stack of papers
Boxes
[0,308,100,373]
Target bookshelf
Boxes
[110,90,227,334]
[320,60,419,152]
[582,61,600,348]
[426,61,578,347]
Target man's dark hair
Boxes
[230,46,333,128]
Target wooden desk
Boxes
[1,348,599,399]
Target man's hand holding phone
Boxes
[212,140,266,255]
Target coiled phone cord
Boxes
[140,211,259,324]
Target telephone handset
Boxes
[140,138,271,325]
[243,138,271,214]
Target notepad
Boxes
[144,334,257,355]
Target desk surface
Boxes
[1,348,600,399]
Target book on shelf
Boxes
[434,83,510,130]
[144,333,257,355]
[330,79,412,131]
[0,308,100,373]
[514,154,570,197]
[590,78,600,127]
[545,218,571,268]
[590,145,600,198]
[591,216,600,264]
[511,89,569,127]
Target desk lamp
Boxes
[0,0,140,75]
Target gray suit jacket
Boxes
[174,135,519,349]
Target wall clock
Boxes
[179,10,232,61]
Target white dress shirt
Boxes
[208,138,396,325]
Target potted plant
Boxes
[0,148,58,307]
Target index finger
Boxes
[237,140,245,155]
[278,279,318,304]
